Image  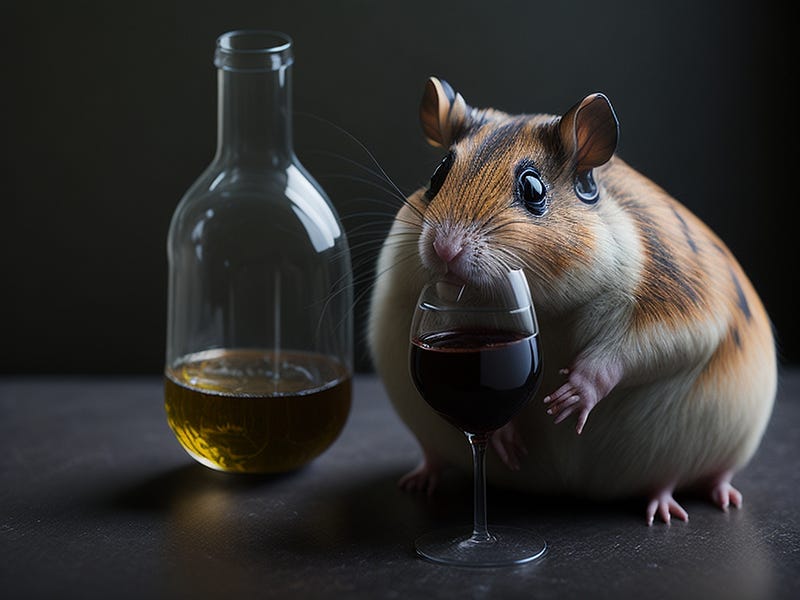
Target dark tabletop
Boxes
[1,370,799,600]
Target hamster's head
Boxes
[413,77,620,313]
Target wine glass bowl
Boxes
[408,270,546,567]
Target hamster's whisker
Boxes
[341,223,394,241]
[380,229,420,241]
[310,150,413,197]
[334,251,425,330]
[342,199,408,212]
[317,173,408,204]
[479,218,535,237]
[323,175,426,226]
[313,246,405,336]
[492,246,537,275]
[338,240,384,258]
[296,112,409,201]
[370,250,423,286]
[375,239,421,258]
[478,209,503,232]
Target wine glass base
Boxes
[415,525,546,567]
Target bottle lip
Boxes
[214,30,294,72]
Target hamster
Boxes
[367,77,777,525]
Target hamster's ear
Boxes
[559,93,619,203]
[559,93,619,172]
[419,77,471,148]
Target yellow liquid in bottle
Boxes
[164,348,351,473]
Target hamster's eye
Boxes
[426,152,454,200]
[519,169,547,216]
[574,171,599,204]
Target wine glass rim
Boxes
[416,269,534,313]
[417,300,532,314]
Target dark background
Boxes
[3,0,793,374]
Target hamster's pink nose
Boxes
[433,238,463,264]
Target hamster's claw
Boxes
[491,421,528,471]
[646,488,689,526]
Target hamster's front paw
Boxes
[543,359,623,434]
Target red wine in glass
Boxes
[410,329,541,435]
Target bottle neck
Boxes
[211,31,295,168]
[214,65,293,167]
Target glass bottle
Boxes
[164,30,353,474]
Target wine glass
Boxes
[408,268,546,567]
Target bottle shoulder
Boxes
[168,159,348,255]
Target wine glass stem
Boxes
[466,432,495,544]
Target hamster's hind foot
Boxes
[490,420,528,471]
[646,486,689,526]
[708,470,742,512]
[397,448,445,496]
